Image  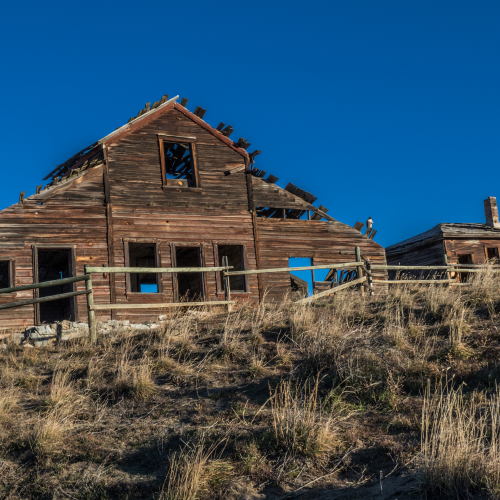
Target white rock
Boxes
[129,324,150,331]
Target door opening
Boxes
[38,249,73,323]
[175,247,203,301]
[457,254,473,283]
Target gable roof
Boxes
[43,95,251,183]
[386,222,500,256]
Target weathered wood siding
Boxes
[444,238,500,264]
[106,107,259,321]
[0,167,109,331]
[256,219,387,301]
[386,240,445,267]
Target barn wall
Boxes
[106,107,259,321]
[444,238,500,264]
[386,240,445,267]
[256,218,387,301]
[0,167,109,332]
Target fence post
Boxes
[85,265,97,343]
[443,253,452,287]
[222,256,232,313]
[355,246,364,296]
[364,257,374,296]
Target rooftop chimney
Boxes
[484,196,500,228]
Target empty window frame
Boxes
[0,259,14,289]
[125,241,161,293]
[216,244,248,293]
[173,245,205,301]
[255,207,308,219]
[486,247,499,262]
[158,136,199,188]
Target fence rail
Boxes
[0,275,91,311]
[0,248,496,344]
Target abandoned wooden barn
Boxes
[0,94,386,331]
[386,196,500,279]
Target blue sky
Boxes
[1,0,499,252]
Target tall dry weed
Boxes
[420,379,500,498]
[161,434,224,500]
[270,376,334,457]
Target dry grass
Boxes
[270,376,336,457]
[161,434,225,500]
[1,266,500,498]
[420,379,500,498]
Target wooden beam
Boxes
[0,290,90,311]
[373,280,456,284]
[225,262,361,276]
[91,301,235,311]
[249,150,262,160]
[18,191,25,204]
[251,210,263,301]
[311,205,328,220]
[180,97,188,107]
[265,175,279,184]
[85,266,233,273]
[220,125,234,137]
[193,106,206,119]
[315,209,337,222]
[103,145,116,319]
[0,275,89,295]
[225,163,245,175]
[295,277,367,304]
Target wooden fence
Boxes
[0,247,496,343]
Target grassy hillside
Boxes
[1,268,500,499]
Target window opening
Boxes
[162,141,196,187]
[288,257,313,299]
[0,261,10,288]
[218,245,246,292]
[38,249,72,324]
[128,242,158,293]
[457,254,473,283]
[256,207,307,219]
[175,247,203,301]
[486,247,499,262]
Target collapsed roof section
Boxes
[32,92,377,238]
[42,94,255,184]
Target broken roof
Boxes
[43,94,254,183]
[33,92,343,226]
[386,223,500,256]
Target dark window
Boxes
[218,245,246,292]
[0,261,10,288]
[160,140,197,188]
[128,242,158,293]
[486,247,499,261]
[458,254,473,283]
[175,247,203,300]
[38,249,72,323]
